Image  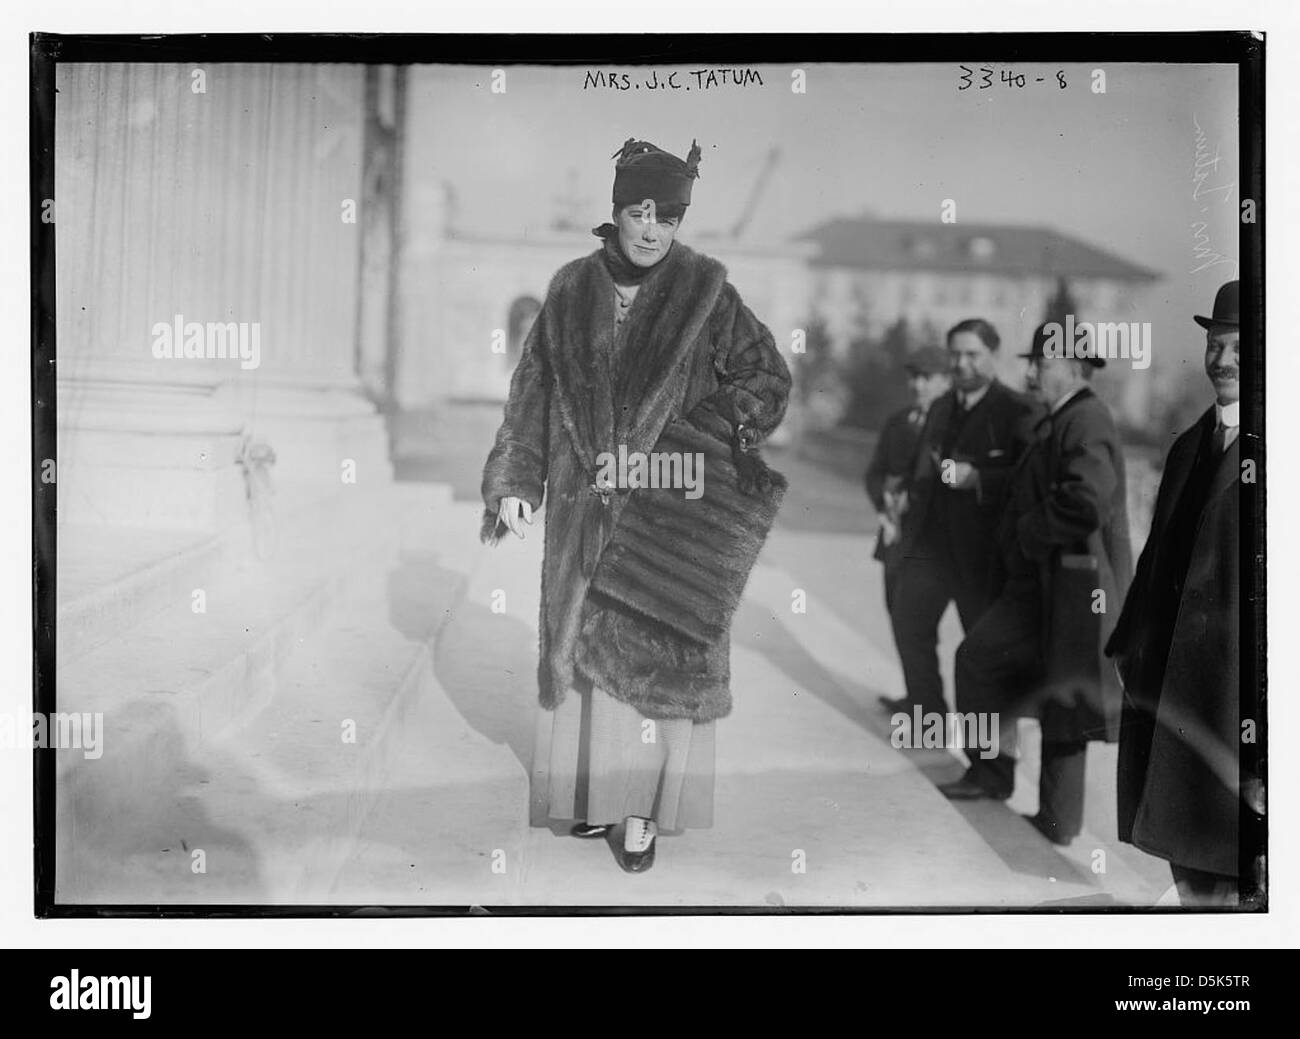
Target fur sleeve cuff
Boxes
[481,439,545,509]
[480,438,546,546]
[480,506,506,545]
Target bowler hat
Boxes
[903,345,950,376]
[1193,280,1239,329]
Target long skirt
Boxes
[530,679,715,833]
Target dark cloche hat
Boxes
[611,138,702,208]
[1194,280,1240,329]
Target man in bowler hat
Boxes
[1107,280,1250,904]
[939,324,1132,847]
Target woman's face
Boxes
[615,202,680,267]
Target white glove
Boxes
[497,496,533,540]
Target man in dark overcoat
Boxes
[940,325,1132,849]
[1106,281,1249,904]
[885,318,1042,716]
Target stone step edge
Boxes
[56,485,461,772]
[56,479,454,663]
[51,505,473,903]
[60,561,488,905]
[222,632,441,903]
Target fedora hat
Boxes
[1193,280,1239,330]
[1018,321,1105,368]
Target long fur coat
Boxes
[479,240,791,722]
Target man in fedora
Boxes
[1107,280,1249,904]
[939,324,1131,844]
[865,344,951,688]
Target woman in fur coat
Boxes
[479,137,792,872]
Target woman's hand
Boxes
[497,496,533,539]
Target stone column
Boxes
[56,62,391,533]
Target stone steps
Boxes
[53,481,469,903]
[59,568,465,904]
[56,479,453,664]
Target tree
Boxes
[840,317,925,431]
[791,317,848,430]
[1042,276,1079,326]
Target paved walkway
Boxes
[392,447,1173,907]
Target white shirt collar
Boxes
[1216,401,1240,428]
[958,381,992,411]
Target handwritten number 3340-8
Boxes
[957,66,1067,91]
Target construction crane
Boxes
[729,146,782,240]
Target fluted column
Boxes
[56,62,389,532]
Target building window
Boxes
[967,236,997,261]
[906,235,938,261]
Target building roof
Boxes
[795,217,1160,282]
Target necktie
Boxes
[1214,421,1228,454]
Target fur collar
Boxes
[544,241,727,478]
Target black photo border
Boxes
[30,29,1265,919]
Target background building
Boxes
[798,215,1161,427]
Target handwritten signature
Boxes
[1189,114,1237,276]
